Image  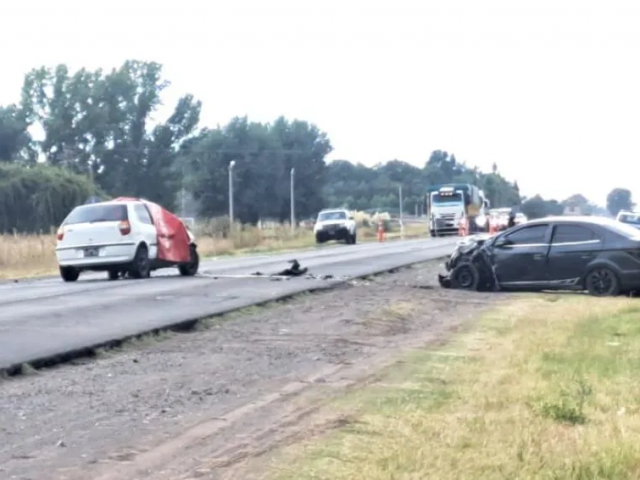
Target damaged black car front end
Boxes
[438,233,499,291]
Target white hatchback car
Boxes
[55,199,199,282]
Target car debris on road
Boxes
[200,260,350,282]
[275,259,308,276]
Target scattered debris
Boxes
[199,260,352,282]
[412,285,435,290]
[275,259,308,277]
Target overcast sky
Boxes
[2,0,639,206]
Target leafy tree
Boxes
[178,116,332,224]
[521,195,563,219]
[606,188,634,216]
[323,151,521,216]
[0,105,33,162]
[0,163,96,233]
[18,60,201,210]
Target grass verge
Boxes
[0,221,426,280]
[267,294,640,480]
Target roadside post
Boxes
[377,218,385,242]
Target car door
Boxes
[546,223,602,286]
[491,223,551,286]
[133,203,159,260]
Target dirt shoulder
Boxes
[263,294,640,480]
[0,259,503,480]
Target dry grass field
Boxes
[0,214,427,279]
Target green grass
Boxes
[265,295,640,480]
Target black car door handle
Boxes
[533,254,545,260]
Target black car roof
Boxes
[524,215,640,237]
[525,215,614,226]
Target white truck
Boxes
[426,183,489,237]
[313,208,357,244]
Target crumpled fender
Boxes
[440,240,500,291]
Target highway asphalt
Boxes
[0,237,458,373]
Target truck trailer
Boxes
[426,183,489,237]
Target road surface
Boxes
[0,237,457,372]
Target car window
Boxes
[134,204,154,225]
[551,225,597,244]
[318,211,347,221]
[63,204,128,225]
[505,224,548,245]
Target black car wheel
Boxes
[585,267,620,297]
[179,245,200,276]
[129,245,151,279]
[450,263,480,291]
[60,266,80,282]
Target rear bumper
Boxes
[56,242,137,268]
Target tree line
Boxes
[0,60,634,233]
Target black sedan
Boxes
[438,216,640,296]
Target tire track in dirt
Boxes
[90,302,494,480]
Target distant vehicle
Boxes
[437,215,640,297]
[616,210,640,229]
[313,209,357,245]
[55,198,199,282]
[426,183,488,237]
[489,207,512,231]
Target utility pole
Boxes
[228,160,236,224]
[181,161,186,218]
[290,167,295,232]
[399,184,405,239]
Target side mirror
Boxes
[494,236,511,248]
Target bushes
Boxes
[0,163,97,234]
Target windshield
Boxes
[432,192,463,206]
[618,214,640,227]
[318,211,347,222]
[63,204,128,225]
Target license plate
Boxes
[84,247,99,258]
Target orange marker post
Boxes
[377,219,384,242]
